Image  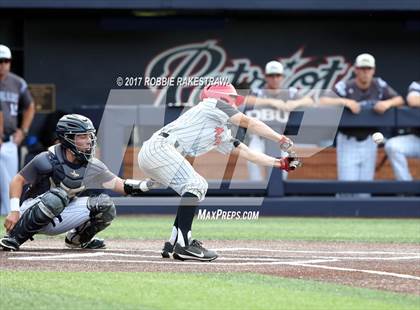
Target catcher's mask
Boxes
[200,83,245,107]
[56,114,97,163]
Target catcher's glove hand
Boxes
[279,136,293,152]
[124,178,162,196]
[277,151,302,172]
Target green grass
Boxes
[1,272,419,310]
[1,216,419,309]
[96,216,420,243]
[2,215,418,243]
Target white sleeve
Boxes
[216,139,237,154]
[408,81,420,96]
[334,81,347,97]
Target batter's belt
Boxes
[158,132,187,156]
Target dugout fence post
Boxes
[267,168,285,197]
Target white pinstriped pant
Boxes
[336,132,377,197]
[385,134,420,181]
[20,196,90,235]
[336,132,377,181]
[138,135,208,201]
[0,139,18,215]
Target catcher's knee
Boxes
[38,187,70,218]
[6,188,69,245]
[87,194,116,224]
[66,194,116,245]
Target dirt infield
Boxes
[1,239,419,295]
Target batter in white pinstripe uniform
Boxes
[138,83,300,261]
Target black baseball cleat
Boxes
[173,240,218,262]
[161,241,174,258]
[65,237,106,249]
[0,236,20,251]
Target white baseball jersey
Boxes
[408,81,420,96]
[245,87,300,123]
[158,98,240,156]
[138,98,240,200]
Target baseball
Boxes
[372,132,384,144]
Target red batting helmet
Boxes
[200,83,245,107]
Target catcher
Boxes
[138,83,302,261]
[1,114,153,251]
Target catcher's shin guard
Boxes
[3,188,69,249]
[65,194,116,246]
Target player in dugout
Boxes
[319,53,403,196]
[385,81,420,181]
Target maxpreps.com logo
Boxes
[145,40,353,106]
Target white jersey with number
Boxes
[138,98,240,200]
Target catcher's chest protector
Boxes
[48,145,87,197]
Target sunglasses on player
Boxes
[0,59,11,64]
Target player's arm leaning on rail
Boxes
[242,61,314,112]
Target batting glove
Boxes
[277,151,302,172]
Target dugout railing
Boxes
[77,105,420,216]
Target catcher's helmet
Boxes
[200,83,245,107]
[56,114,97,162]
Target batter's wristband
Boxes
[279,137,292,151]
[124,179,149,195]
[10,197,20,212]
[276,158,289,171]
